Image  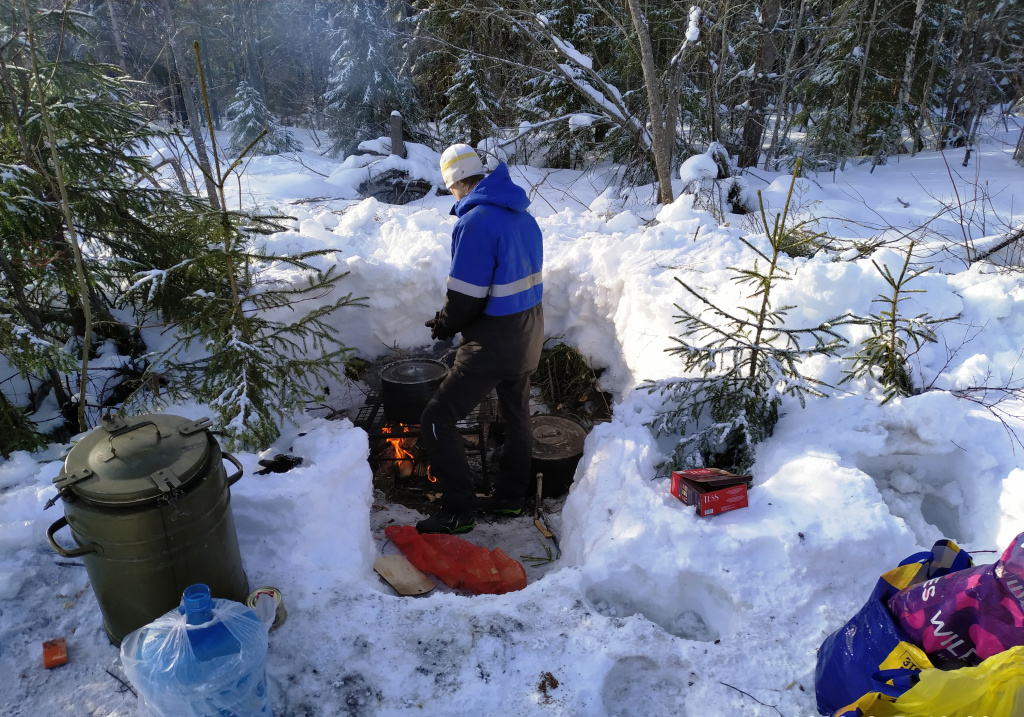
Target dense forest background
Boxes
[1,0,1022,453]
[26,0,1024,182]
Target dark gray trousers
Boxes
[418,366,532,513]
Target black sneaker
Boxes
[416,510,476,534]
[476,495,525,516]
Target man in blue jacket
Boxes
[416,144,544,534]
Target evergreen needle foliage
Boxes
[841,243,953,404]
[125,44,367,450]
[2,16,366,452]
[0,391,46,458]
[137,252,366,450]
[531,340,609,421]
[324,0,417,157]
[227,81,301,157]
[1,9,224,441]
[651,164,848,472]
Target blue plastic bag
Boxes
[814,540,973,716]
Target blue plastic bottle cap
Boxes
[183,584,213,625]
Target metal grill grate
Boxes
[352,391,498,436]
[354,392,499,487]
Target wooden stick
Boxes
[533,472,554,538]
[534,472,543,520]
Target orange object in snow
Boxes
[384,525,527,594]
[43,637,67,669]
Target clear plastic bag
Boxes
[120,584,272,717]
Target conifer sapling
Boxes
[651,162,848,472]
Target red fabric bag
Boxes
[384,525,527,595]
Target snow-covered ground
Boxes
[1,121,1023,716]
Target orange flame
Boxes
[381,423,434,480]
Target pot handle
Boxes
[224,451,244,486]
[46,516,98,558]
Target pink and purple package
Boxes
[887,532,1024,665]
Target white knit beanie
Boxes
[440,144,485,189]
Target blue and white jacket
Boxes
[433,163,544,376]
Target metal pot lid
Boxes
[530,415,588,461]
[54,414,213,506]
[379,359,448,385]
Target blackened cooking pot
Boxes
[379,358,449,424]
[528,414,588,498]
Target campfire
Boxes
[380,424,436,482]
[351,388,498,504]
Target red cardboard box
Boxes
[670,469,750,516]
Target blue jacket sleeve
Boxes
[433,211,493,339]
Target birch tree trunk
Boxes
[709,1,732,145]
[840,0,880,170]
[898,0,926,109]
[159,0,221,210]
[916,4,950,153]
[105,0,127,74]
[887,0,927,154]
[964,4,1006,152]
[625,0,675,204]
[763,0,807,169]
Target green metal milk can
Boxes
[45,414,249,645]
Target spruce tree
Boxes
[438,54,500,146]
[227,80,301,156]
[125,43,367,450]
[842,244,951,404]
[323,0,416,156]
[651,166,848,472]
[521,0,613,168]
[2,13,366,451]
[1,8,220,440]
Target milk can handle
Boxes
[108,419,159,438]
[104,419,160,460]
[46,516,98,558]
[224,451,244,486]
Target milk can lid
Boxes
[55,414,213,506]
[530,415,588,461]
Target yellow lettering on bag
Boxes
[880,641,934,677]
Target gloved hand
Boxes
[425,311,445,340]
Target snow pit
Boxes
[856,453,970,544]
[584,568,736,642]
[601,655,688,716]
[3,124,1023,715]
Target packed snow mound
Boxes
[678,152,720,186]
[326,140,443,199]
[2,124,1023,716]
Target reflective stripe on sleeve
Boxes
[489,271,543,298]
[447,275,490,298]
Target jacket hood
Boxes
[453,163,530,216]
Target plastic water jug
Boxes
[120,584,272,716]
